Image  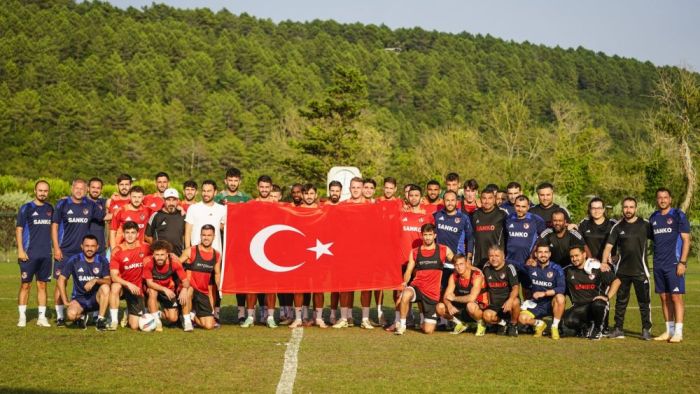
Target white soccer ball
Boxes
[138,314,156,332]
[584,258,601,274]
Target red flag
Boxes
[221,201,403,293]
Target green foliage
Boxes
[610,200,656,220]
[0,191,31,210]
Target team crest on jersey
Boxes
[140,214,145,220]
[139,253,144,258]
[455,218,460,223]
[82,208,89,215]
[418,217,424,223]
[524,223,530,229]
[500,273,505,279]
[21,272,27,279]
[47,210,52,217]
[667,218,673,225]
[589,274,595,280]
[93,267,100,274]
[547,271,553,278]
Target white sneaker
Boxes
[669,333,683,343]
[240,316,254,328]
[267,317,278,329]
[654,331,672,341]
[36,317,51,327]
[360,319,375,329]
[183,319,194,332]
[394,324,406,335]
[107,321,118,331]
[332,318,348,329]
[315,319,328,328]
[17,316,27,328]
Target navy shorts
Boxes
[654,265,685,294]
[74,293,99,313]
[53,253,77,279]
[19,255,52,283]
[522,300,552,319]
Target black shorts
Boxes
[450,301,471,321]
[408,286,439,323]
[157,291,179,310]
[193,290,213,318]
[485,302,509,319]
[121,290,145,316]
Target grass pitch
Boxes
[0,262,699,393]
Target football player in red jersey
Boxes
[179,225,221,331]
[108,221,151,330]
[143,240,189,331]
[395,223,453,335]
[109,186,151,248]
[179,180,198,214]
[362,178,377,203]
[143,172,169,213]
[421,180,444,215]
[436,254,488,335]
[378,177,398,201]
[461,179,481,214]
[106,174,132,217]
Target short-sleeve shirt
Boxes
[110,243,152,286]
[62,253,110,298]
[483,263,519,307]
[185,202,227,252]
[214,191,251,204]
[142,254,187,291]
[52,197,106,255]
[578,217,617,261]
[530,204,571,228]
[16,201,53,257]
[110,205,151,243]
[649,208,690,268]
[539,228,585,267]
[607,218,651,277]
[143,194,164,213]
[470,207,508,268]
[399,211,433,264]
[145,210,186,255]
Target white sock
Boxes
[377,305,383,319]
[295,307,303,321]
[552,318,560,328]
[675,323,683,336]
[267,308,275,319]
[362,307,370,320]
[315,308,323,320]
[340,307,348,320]
[451,317,463,325]
[110,309,118,322]
[247,309,255,319]
[498,319,507,326]
[38,306,46,318]
[666,321,675,335]
[400,318,406,327]
[184,314,192,323]
[55,305,65,319]
[18,305,27,318]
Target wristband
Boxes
[679,261,687,265]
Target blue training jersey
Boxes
[88,197,107,254]
[433,209,474,256]
[52,197,106,255]
[62,253,110,298]
[16,201,54,258]
[649,208,690,267]
[505,213,546,267]
[525,262,565,303]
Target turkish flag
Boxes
[221,201,403,293]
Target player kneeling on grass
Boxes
[109,221,151,331]
[57,235,111,330]
[436,254,488,336]
[395,223,453,335]
[143,240,190,332]
[562,245,619,340]
[482,246,520,336]
[518,241,565,340]
[179,224,221,331]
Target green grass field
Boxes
[1,262,699,393]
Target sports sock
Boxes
[295,307,303,321]
[183,314,192,323]
[498,319,507,326]
[98,315,105,320]
[377,305,383,320]
[552,318,560,328]
[38,306,46,319]
[55,305,64,319]
[362,307,370,320]
[18,305,27,318]
[675,323,683,336]
[302,306,309,320]
[666,321,675,335]
[451,317,463,325]
[400,318,406,327]
[315,308,323,320]
[267,308,275,319]
[394,312,400,324]
[247,309,255,319]
[110,309,118,322]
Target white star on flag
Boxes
[307,239,333,260]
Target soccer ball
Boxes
[138,315,156,332]
[584,258,601,274]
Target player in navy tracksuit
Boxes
[51,179,106,325]
[649,188,691,343]
[15,181,53,327]
[434,190,474,291]
[505,195,546,291]
[518,241,566,339]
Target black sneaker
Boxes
[640,328,652,341]
[496,324,508,336]
[608,327,625,339]
[601,326,610,337]
[589,327,603,341]
[56,318,66,327]
[96,317,107,332]
[77,316,88,330]
[506,324,519,337]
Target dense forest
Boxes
[0,0,697,219]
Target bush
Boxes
[0,191,32,211]
[610,200,656,220]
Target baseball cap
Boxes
[163,188,179,199]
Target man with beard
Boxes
[290,183,303,206]
[470,189,507,269]
[562,245,617,340]
[539,210,585,268]
[324,180,342,323]
[143,240,189,331]
[145,188,186,255]
[436,254,487,335]
[87,177,108,257]
[445,173,460,195]
[505,195,546,295]
[578,197,616,261]
[530,182,571,228]
[143,172,170,213]
[110,186,150,248]
[482,247,521,336]
[57,235,111,330]
[179,180,198,214]
[52,178,106,326]
[106,174,132,216]
[422,180,444,215]
[180,225,221,331]
[649,188,691,343]
[214,167,251,204]
[602,197,653,340]
[461,179,480,215]
[16,180,53,327]
[378,177,398,201]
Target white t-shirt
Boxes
[185,202,227,252]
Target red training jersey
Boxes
[110,242,151,286]
[400,211,434,264]
[111,205,151,243]
[187,246,220,294]
[410,244,447,301]
[108,196,130,215]
[142,254,187,291]
[143,194,164,213]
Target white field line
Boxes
[276,327,304,394]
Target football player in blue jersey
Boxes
[518,241,566,339]
[650,188,691,343]
[16,180,53,327]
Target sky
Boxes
[105,0,700,70]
